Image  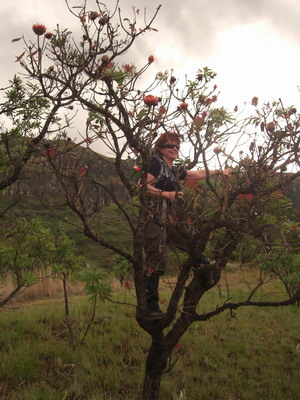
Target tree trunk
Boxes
[62,271,74,347]
[0,283,24,308]
[140,345,169,400]
[141,372,163,400]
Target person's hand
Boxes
[221,168,233,177]
[163,191,184,201]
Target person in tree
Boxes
[143,132,232,319]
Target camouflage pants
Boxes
[143,220,189,275]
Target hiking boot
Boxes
[148,309,166,320]
[197,253,210,265]
[145,272,166,319]
[195,255,218,289]
[201,269,215,288]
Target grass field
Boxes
[0,268,300,400]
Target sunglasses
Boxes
[160,143,180,150]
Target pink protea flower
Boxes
[32,23,46,36]
[237,193,254,201]
[291,225,300,235]
[179,102,188,111]
[45,32,53,39]
[266,121,276,133]
[124,280,131,289]
[46,146,56,159]
[104,62,114,71]
[123,64,134,73]
[143,95,159,107]
[159,106,167,115]
[101,55,110,64]
[193,116,205,130]
[251,96,259,106]
[79,165,88,176]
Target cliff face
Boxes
[4,142,131,204]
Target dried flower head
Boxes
[148,55,154,64]
[213,146,222,155]
[89,12,99,21]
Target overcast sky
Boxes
[1,0,300,153]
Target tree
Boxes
[0,216,110,350]
[0,218,56,307]
[7,1,300,399]
[0,25,94,215]
[0,74,68,200]
[51,224,111,347]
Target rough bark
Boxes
[141,343,169,400]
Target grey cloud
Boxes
[1,0,300,98]
[131,0,300,53]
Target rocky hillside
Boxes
[2,140,300,207]
[3,141,131,204]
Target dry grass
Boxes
[0,263,280,310]
[0,275,85,307]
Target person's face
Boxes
[159,141,180,161]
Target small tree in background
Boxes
[4,1,300,398]
[0,218,57,307]
[0,218,110,346]
[51,224,110,347]
[0,73,69,198]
